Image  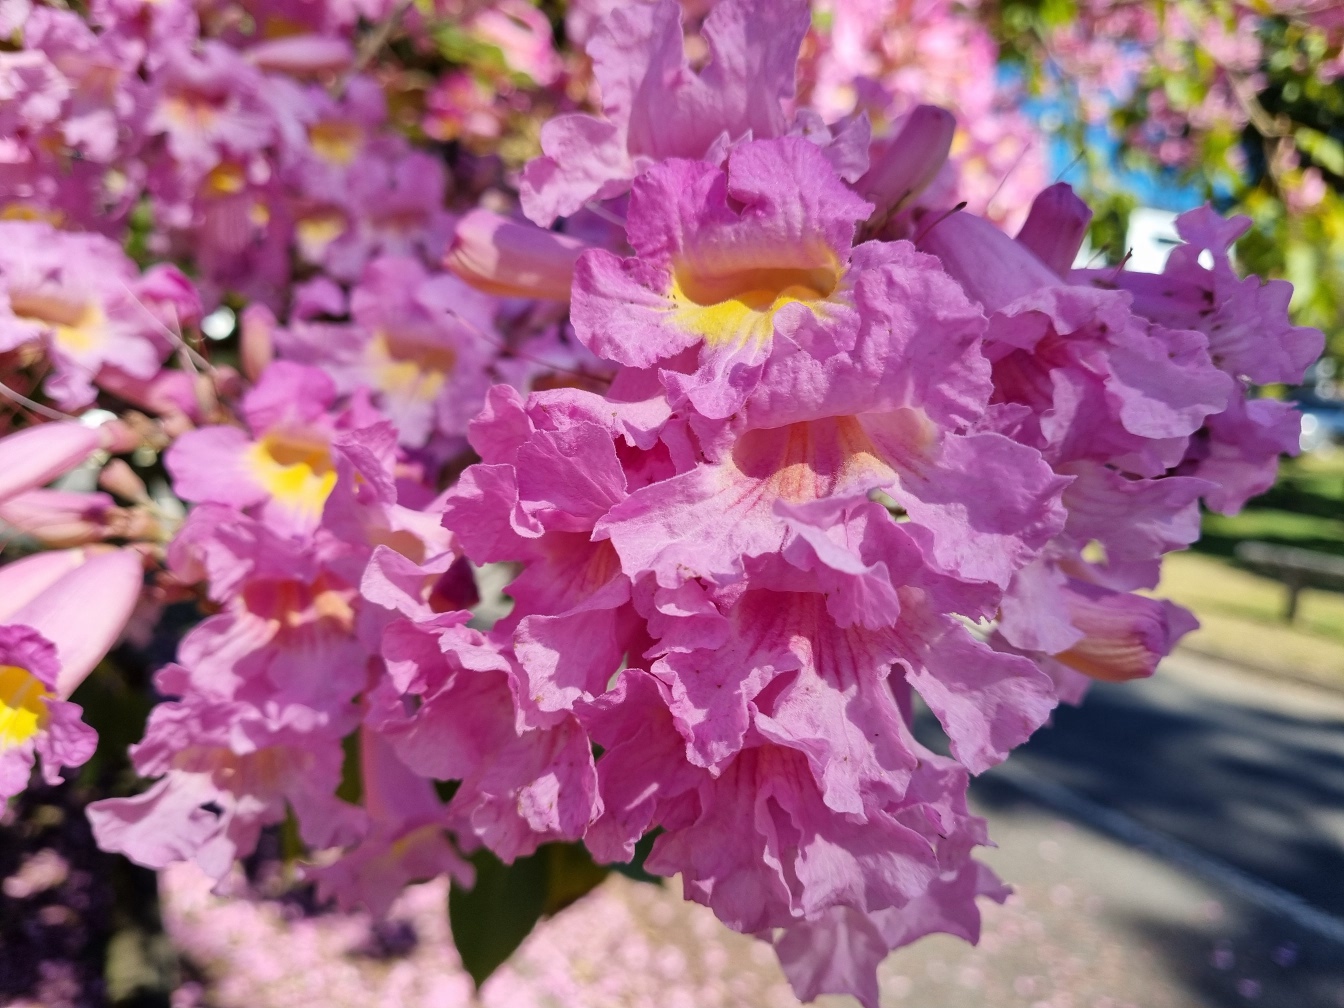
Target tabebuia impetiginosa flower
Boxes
[0,0,1325,1005]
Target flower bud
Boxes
[95,368,202,421]
[445,209,588,301]
[98,459,151,504]
[1015,183,1093,276]
[1055,583,1198,683]
[0,490,114,548]
[240,304,276,383]
[915,208,1061,313]
[7,548,144,697]
[245,35,354,76]
[0,548,92,622]
[0,424,102,506]
[854,105,956,223]
[98,420,142,455]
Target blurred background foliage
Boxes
[992,0,1344,361]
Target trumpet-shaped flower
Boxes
[166,361,387,537]
[309,728,471,918]
[0,625,97,801]
[164,504,368,709]
[572,138,881,419]
[276,256,497,450]
[87,692,364,880]
[0,221,191,407]
[520,0,812,224]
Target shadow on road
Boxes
[1116,905,1344,1008]
[994,680,1344,919]
[915,669,1344,1008]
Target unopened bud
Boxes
[7,547,144,697]
[915,208,1061,313]
[98,420,141,455]
[240,304,277,383]
[98,459,151,504]
[1055,583,1198,683]
[0,489,114,548]
[0,423,102,506]
[0,548,92,622]
[446,209,588,301]
[245,35,354,76]
[855,105,957,223]
[1015,183,1093,276]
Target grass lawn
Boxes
[1156,449,1344,684]
[1194,450,1344,558]
[1154,551,1344,684]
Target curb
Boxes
[1176,642,1344,696]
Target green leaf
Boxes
[541,842,610,915]
[449,848,547,989]
[1295,126,1344,178]
[336,729,362,805]
[448,841,620,988]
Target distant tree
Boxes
[994,1,1344,361]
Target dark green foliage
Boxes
[448,834,665,989]
[449,847,550,989]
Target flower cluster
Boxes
[798,0,1050,229]
[1012,0,1344,225]
[0,0,1325,1005]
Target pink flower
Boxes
[22,8,149,164]
[164,504,368,710]
[441,315,1062,1008]
[468,0,562,86]
[273,75,386,206]
[365,611,600,863]
[165,361,385,537]
[0,624,97,801]
[520,0,813,224]
[1083,207,1323,386]
[0,546,140,799]
[147,41,274,174]
[0,221,183,408]
[1047,581,1199,683]
[421,71,504,146]
[582,666,1016,1008]
[276,256,497,450]
[920,208,1233,469]
[310,729,472,919]
[1073,206,1323,515]
[319,146,454,282]
[571,137,875,420]
[87,692,363,880]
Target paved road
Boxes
[918,650,1344,1008]
[163,649,1344,1008]
[1003,652,1344,920]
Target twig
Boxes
[0,380,80,422]
[333,0,415,95]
